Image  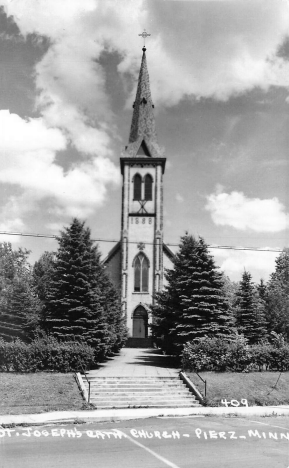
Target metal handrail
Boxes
[194,372,207,398]
[79,363,91,404]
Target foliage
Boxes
[0,336,95,372]
[182,335,252,372]
[221,274,239,322]
[151,234,234,355]
[182,335,289,372]
[33,251,55,330]
[234,271,267,344]
[0,243,40,342]
[265,249,289,340]
[45,219,126,358]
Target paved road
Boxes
[1,416,289,468]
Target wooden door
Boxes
[133,318,146,338]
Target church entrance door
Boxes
[132,306,147,338]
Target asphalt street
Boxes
[1,415,289,468]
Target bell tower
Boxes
[120,45,166,339]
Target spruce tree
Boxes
[46,219,112,356]
[33,251,55,331]
[235,271,267,344]
[265,249,289,340]
[0,243,40,341]
[151,234,233,354]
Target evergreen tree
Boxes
[46,219,125,357]
[265,249,289,340]
[0,243,40,341]
[235,271,267,344]
[33,251,55,331]
[257,278,267,301]
[102,280,127,352]
[151,234,233,354]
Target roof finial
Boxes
[138,29,151,51]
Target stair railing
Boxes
[79,363,91,404]
[194,372,207,398]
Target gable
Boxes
[137,140,151,157]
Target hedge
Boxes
[182,336,289,372]
[0,337,95,372]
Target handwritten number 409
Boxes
[221,399,248,407]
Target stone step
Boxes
[88,392,192,398]
[82,378,184,384]
[125,338,154,348]
[82,376,180,381]
[90,398,197,405]
[80,374,200,409]
[83,382,186,389]
[92,402,200,409]
[87,389,190,395]
[90,396,195,404]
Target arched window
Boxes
[134,306,147,319]
[133,174,142,200]
[144,174,153,201]
[134,253,149,292]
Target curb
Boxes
[1,406,289,427]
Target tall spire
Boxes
[128,46,157,146]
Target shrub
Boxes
[223,335,252,372]
[181,336,232,372]
[268,346,289,371]
[0,337,95,372]
[249,342,272,371]
[182,335,289,373]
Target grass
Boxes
[187,371,289,406]
[0,373,86,415]
[1,371,289,415]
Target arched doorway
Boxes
[133,306,148,338]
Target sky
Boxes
[0,0,288,282]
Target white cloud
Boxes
[119,1,289,105]
[206,190,289,232]
[176,193,184,203]
[0,111,120,225]
[0,194,34,243]
[4,0,289,113]
[0,110,66,152]
[2,0,289,232]
[211,247,279,282]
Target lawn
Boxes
[0,373,85,415]
[187,371,289,406]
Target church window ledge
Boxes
[132,292,150,295]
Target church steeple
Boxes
[103,35,170,343]
[129,47,157,145]
[123,46,163,158]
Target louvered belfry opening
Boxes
[134,253,149,292]
[133,174,142,200]
[144,174,153,200]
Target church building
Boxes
[104,46,174,344]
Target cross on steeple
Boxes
[138,29,151,48]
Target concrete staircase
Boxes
[81,376,201,409]
[125,338,154,348]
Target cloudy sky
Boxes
[0,0,288,282]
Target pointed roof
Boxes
[129,46,157,144]
[122,47,164,159]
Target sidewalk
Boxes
[1,348,289,426]
[86,348,180,378]
[1,405,289,427]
